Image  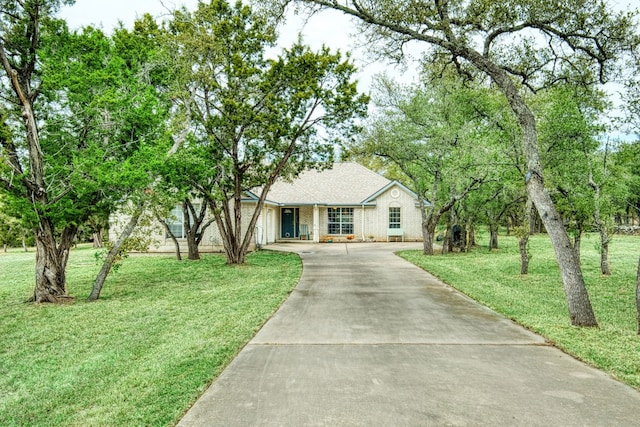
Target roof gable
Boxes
[361,181,419,204]
[265,162,392,205]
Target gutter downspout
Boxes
[361,204,366,242]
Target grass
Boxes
[0,246,301,427]
[398,232,640,390]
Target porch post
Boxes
[313,204,320,243]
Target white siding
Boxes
[365,185,423,241]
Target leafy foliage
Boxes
[347,73,508,253]
[164,0,368,263]
[0,3,171,300]
[535,86,605,236]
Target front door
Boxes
[281,208,298,238]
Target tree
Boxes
[348,75,491,255]
[637,256,640,334]
[453,84,523,252]
[0,3,170,302]
[155,197,215,261]
[270,0,638,326]
[1,0,84,302]
[535,85,622,275]
[167,0,368,264]
[612,141,640,226]
[88,195,160,301]
[0,196,22,251]
[586,140,621,276]
[516,197,535,275]
[621,63,640,225]
[535,86,602,257]
[86,18,176,300]
[156,145,218,261]
[470,179,526,251]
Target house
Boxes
[148,162,424,252]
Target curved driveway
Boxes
[178,242,640,426]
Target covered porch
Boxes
[276,205,320,242]
[272,204,378,243]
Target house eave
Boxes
[273,202,377,207]
[361,180,419,204]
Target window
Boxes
[327,207,353,235]
[166,204,199,238]
[389,207,401,229]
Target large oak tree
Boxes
[269,0,639,326]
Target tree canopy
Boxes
[0,1,169,301]
[267,0,640,327]
[164,0,368,264]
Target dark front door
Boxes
[281,208,298,238]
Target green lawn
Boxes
[0,246,301,426]
[399,232,640,390]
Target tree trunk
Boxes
[424,226,435,255]
[599,227,611,276]
[636,256,640,334]
[591,179,611,276]
[519,197,533,275]
[421,209,438,256]
[32,223,77,303]
[209,195,250,265]
[573,231,582,262]
[525,155,596,326]
[88,203,144,301]
[186,231,200,260]
[92,230,103,248]
[489,224,499,250]
[467,220,476,248]
[441,221,451,255]
[519,233,530,275]
[170,235,183,261]
[155,215,182,261]
[471,52,598,327]
[182,200,205,261]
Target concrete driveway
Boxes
[177,242,640,426]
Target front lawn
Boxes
[0,247,301,426]
[399,232,640,390]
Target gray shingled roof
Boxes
[265,162,392,205]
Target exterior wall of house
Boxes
[256,206,277,245]
[369,185,423,241]
[110,183,424,253]
[299,206,314,240]
[349,186,422,242]
[309,185,423,242]
[114,202,270,254]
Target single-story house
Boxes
[144,162,424,252]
